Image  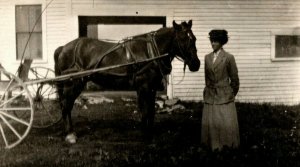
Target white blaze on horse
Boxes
[54,20,200,144]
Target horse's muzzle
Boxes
[188,58,200,72]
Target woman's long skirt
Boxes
[201,102,240,150]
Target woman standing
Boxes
[201,29,240,150]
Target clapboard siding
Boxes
[0,0,299,105]
[170,0,300,104]
[0,0,17,72]
[0,1,8,63]
[45,0,68,67]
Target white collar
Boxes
[214,49,221,56]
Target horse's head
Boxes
[172,20,200,72]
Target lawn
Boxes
[0,93,299,167]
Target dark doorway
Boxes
[79,16,166,37]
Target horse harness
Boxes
[93,32,170,79]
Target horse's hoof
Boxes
[65,133,77,144]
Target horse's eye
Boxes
[188,33,196,41]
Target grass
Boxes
[0,94,299,167]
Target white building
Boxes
[0,0,299,105]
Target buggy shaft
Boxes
[23,54,168,86]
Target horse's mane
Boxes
[97,27,173,44]
[127,26,172,38]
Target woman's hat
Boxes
[209,29,228,45]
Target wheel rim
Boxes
[0,69,34,149]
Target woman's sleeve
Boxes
[228,55,239,96]
[204,56,208,85]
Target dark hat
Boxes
[209,29,228,45]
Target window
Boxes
[275,35,300,58]
[271,29,300,61]
[15,5,42,60]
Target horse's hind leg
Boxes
[60,80,85,143]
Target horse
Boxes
[54,20,200,143]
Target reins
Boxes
[150,32,171,84]
[172,31,191,85]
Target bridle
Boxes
[173,29,196,84]
[174,29,196,63]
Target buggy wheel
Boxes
[27,67,61,128]
[0,68,34,149]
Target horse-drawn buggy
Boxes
[0,20,200,149]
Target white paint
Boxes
[97,24,162,41]
[1,0,300,104]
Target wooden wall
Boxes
[0,0,299,104]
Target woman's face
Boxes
[210,40,222,52]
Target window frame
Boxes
[271,29,300,62]
[14,1,47,64]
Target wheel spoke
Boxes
[0,123,8,147]
[30,68,42,79]
[41,85,52,96]
[0,115,22,139]
[28,84,38,95]
[0,90,26,108]
[40,102,56,121]
[36,72,45,78]
[0,110,31,126]
[45,70,49,78]
[0,108,31,111]
[46,90,57,97]
[0,79,14,101]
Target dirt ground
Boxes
[0,91,299,167]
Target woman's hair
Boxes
[209,29,228,45]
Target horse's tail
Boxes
[54,46,63,76]
[54,46,64,103]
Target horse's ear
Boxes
[173,20,181,30]
[187,20,192,29]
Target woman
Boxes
[201,29,240,150]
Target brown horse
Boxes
[54,20,200,143]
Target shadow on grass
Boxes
[1,97,300,167]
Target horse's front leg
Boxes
[137,88,157,140]
[61,99,74,131]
